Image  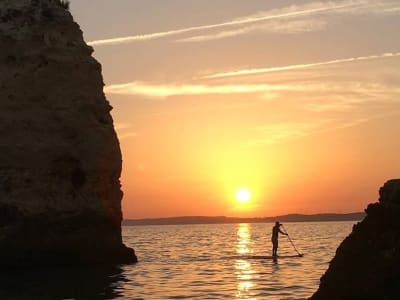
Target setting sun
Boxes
[236,188,251,204]
[73,0,400,221]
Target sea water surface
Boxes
[0,222,354,300]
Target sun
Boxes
[236,188,251,204]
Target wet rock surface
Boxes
[0,0,137,266]
[310,179,400,300]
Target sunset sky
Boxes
[71,0,400,219]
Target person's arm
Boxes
[279,229,288,235]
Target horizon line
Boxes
[124,211,365,221]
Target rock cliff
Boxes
[0,0,137,266]
[310,179,400,300]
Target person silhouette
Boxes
[272,221,287,257]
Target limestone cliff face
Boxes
[310,179,400,300]
[0,0,137,266]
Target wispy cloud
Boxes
[114,122,137,140]
[306,100,357,112]
[178,19,327,43]
[204,51,400,79]
[248,112,400,146]
[87,0,362,46]
[118,132,138,140]
[114,122,132,131]
[104,82,308,98]
[305,88,400,112]
[105,81,381,98]
[250,120,330,145]
[345,1,400,15]
[104,80,400,103]
[179,1,400,43]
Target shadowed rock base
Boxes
[0,210,137,268]
[0,266,129,299]
[310,179,400,300]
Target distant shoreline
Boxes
[123,212,365,226]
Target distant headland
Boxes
[123,212,365,226]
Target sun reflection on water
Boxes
[236,223,252,255]
[235,224,257,300]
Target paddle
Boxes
[281,225,304,257]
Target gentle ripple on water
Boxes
[0,222,354,299]
[119,222,354,300]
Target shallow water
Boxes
[0,222,354,299]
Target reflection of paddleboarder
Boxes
[272,221,287,257]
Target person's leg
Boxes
[276,240,279,256]
[272,240,278,256]
[273,240,279,256]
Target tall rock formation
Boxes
[310,179,400,300]
[0,0,137,266]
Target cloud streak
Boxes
[179,1,400,43]
[204,51,400,79]
[88,1,362,46]
[251,120,330,145]
[248,112,400,146]
[105,82,309,98]
[178,19,327,43]
[104,80,400,99]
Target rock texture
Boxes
[310,179,400,300]
[0,0,137,266]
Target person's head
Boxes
[275,221,281,227]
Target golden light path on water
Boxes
[235,224,257,300]
[88,223,354,299]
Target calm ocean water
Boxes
[0,222,354,300]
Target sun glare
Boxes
[236,188,251,203]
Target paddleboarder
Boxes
[272,221,287,257]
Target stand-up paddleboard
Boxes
[239,254,304,260]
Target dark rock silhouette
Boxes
[0,0,137,266]
[0,266,128,299]
[310,179,400,300]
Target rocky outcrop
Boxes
[310,179,400,300]
[0,0,137,266]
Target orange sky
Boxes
[72,0,400,218]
